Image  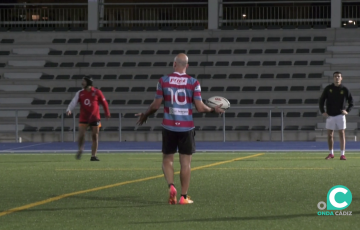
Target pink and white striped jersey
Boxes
[155,72,202,132]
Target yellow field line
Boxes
[190,153,264,171]
[256,157,360,159]
[127,158,160,160]
[56,168,160,171]
[0,153,264,217]
[203,167,333,170]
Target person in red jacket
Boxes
[66,76,110,161]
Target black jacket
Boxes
[319,83,353,116]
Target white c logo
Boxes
[329,188,348,208]
[84,99,91,106]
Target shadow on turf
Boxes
[131,211,360,224]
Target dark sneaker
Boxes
[90,156,100,161]
[340,155,347,160]
[325,154,334,160]
[76,150,82,160]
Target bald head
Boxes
[173,53,189,71]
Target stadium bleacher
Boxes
[1,26,360,142]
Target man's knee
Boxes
[180,163,191,170]
[339,130,345,137]
[78,133,85,139]
[179,155,191,168]
[92,134,98,141]
[163,158,173,165]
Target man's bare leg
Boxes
[76,125,87,159]
[163,153,176,204]
[179,154,192,196]
[91,126,99,157]
[162,153,175,185]
[327,129,334,151]
[325,129,335,159]
[339,130,345,151]
[339,129,346,160]
[90,126,100,161]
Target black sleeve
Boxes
[319,86,328,114]
[346,89,354,113]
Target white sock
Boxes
[341,150,345,156]
[330,150,334,155]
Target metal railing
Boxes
[0,3,88,28]
[342,3,360,27]
[0,1,359,30]
[220,1,331,27]
[99,2,208,28]
[0,106,326,143]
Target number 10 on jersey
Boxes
[167,88,187,105]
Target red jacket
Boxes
[66,87,110,123]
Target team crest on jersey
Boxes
[169,77,187,85]
[195,85,201,91]
[329,89,332,93]
[340,90,344,94]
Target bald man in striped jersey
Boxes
[136,54,224,205]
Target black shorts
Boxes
[79,121,101,127]
[162,128,196,155]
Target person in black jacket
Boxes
[319,72,353,160]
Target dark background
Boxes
[1,0,331,3]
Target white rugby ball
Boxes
[206,96,230,110]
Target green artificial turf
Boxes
[0,152,359,230]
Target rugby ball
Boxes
[206,96,230,110]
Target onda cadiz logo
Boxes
[317,185,352,216]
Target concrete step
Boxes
[8,60,46,67]
[0,111,29,118]
[13,48,50,55]
[0,124,25,132]
[4,73,42,80]
[0,85,38,92]
[0,42,330,49]
[327,46,360,53]
[0,98,33,104]
[0,54,330,64]
[326,57,360,65]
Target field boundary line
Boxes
[203,167,333,170]
[55,168,161,171]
